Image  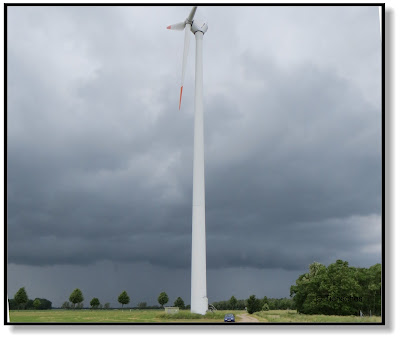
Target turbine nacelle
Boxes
[166,7,207,35]
[191,20,208,34]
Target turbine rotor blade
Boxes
[179,23,191,110]
[166,21,185,30]
[187,6,197,22]
[179,86,183,110]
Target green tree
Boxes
[237,299,246,310]
[261,296,268,306]
[290,260,380,316]
[118,291,130,308]
[366,263,382,315]
[61,301,71,309]
[69,289,84,309]
[33,298,41,310]
[104,302,110,309]
[246,295,262,314]
[262,302,270,311]
[137,302,147,309]
[268,298,277,310]
[14,287,28,310]
[90,297,100,309]
[158,291,169,308]
[229,296,238,310]
[174,297,185,309]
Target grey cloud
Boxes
[7,5,381,302]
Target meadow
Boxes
[9,309,239,323]
[252,310,382,323]
[9,309,382,323]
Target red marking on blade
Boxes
[179,86,183,110]
[167,25,171,29]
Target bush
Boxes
[9,297,52,310]
[173,297,185,309]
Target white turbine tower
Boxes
[167,6,209,315]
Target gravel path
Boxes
[236,313,260,322]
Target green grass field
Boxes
[9,309,240,323]
[10,310,382,323]
[9,309,382,323]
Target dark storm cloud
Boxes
[205,54,381,218]
[7,5,381,279]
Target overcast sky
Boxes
[7,5,381,308]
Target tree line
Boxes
[9,287,52,310]
[290,260,381,316]
[62,289,190,310]
[9,286,190,310]
[9,260,381,316]
[211,295,295,313]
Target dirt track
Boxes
[236,313,260,322]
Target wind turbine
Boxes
[167,6,209,315]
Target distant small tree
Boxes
[138,302,147,309]
[174,297,185,309]
[118,291,130,308]
[69,289,84,309]
[158,292,169,308]
[246,295,262,314]
[90,297,100,309]
[14,287,29,310]
[61,301,71,309]
[104,302,110,309]
[33,298,41,310]
[229,296,238,310]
